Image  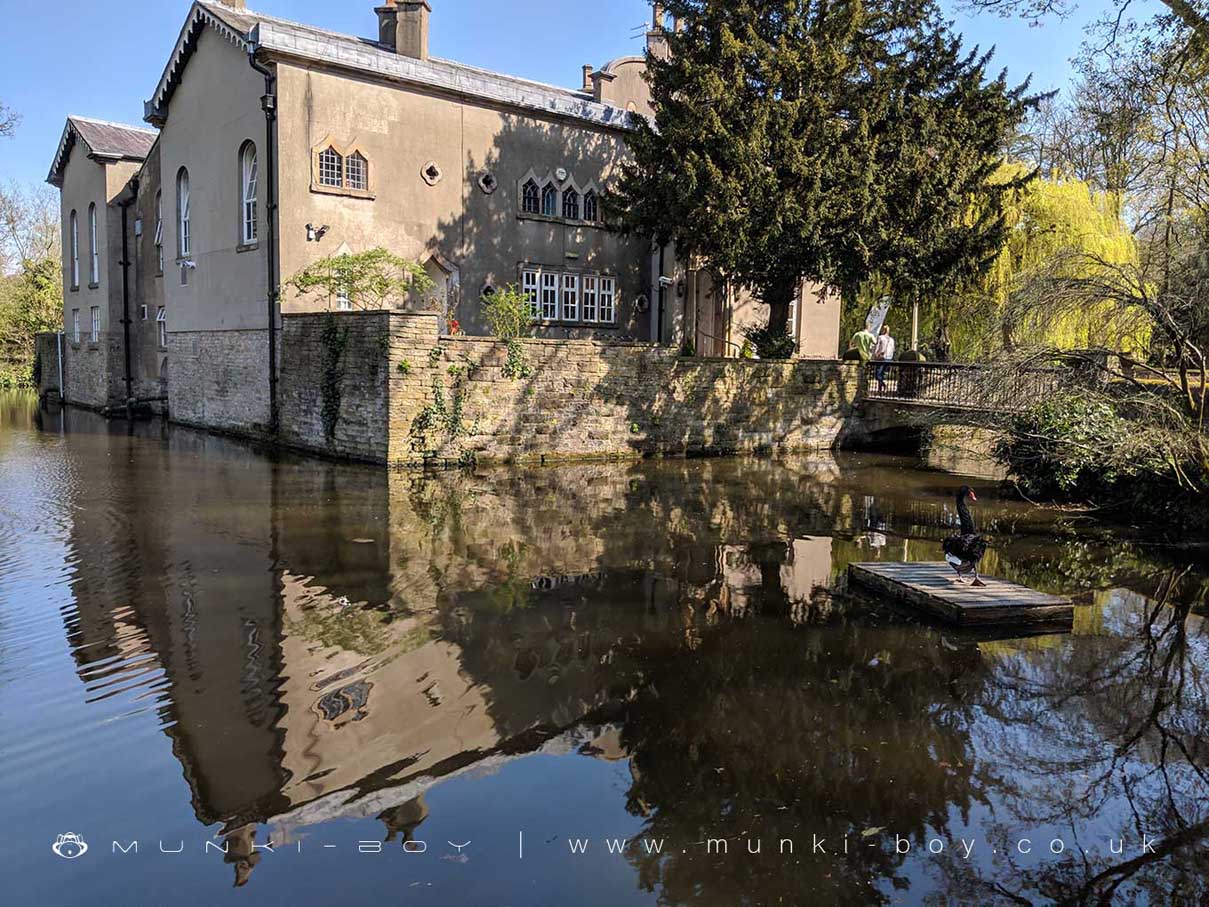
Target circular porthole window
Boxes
[481,281,497,298]
[477,172,498,194]
[421,161,443,186]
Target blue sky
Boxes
[0,0,1111,188]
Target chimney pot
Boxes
[652,2,665,29]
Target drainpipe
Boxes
[56,331,64,402]
[118,178,138,409]
[248,41,280,434]
[656,243,666,344]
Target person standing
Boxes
[852,327,876,361]
[872,325,896,391]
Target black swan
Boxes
[943,485,988,587]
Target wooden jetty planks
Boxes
[848,562,1074,628]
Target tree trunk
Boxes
[762,275,798,335]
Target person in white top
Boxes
[872,325,896,391]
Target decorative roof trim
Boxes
[146,2,251,123]
[146,2,635,132]
[47,116,158,187]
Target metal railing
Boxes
[863,361,1064,413]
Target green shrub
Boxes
[482,285,534,340]
[741,324,797,360]
[995,394,1202,526]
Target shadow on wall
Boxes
[427,110,649,340]
[408,334,863,466]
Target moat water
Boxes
[2,391,1209,905]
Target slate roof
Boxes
[145,2,634,131]
[47,116,159,186]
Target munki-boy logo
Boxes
[52,833,89,859]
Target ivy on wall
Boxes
[320,313,349,444]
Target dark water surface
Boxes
[3,392,1209,906]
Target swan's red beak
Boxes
[968,490,977,502]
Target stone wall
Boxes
[279,312,860,466]
[35,329,123,409]
[279,312,393,462]
[169,330,271,433]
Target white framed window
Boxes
[71,308,80,343]
[541,184,558,217]
[69,210,79,288]
[346,152,368,191]
[90,306,100,342]
[154,191,163,273]
[335,278,352,311]
[140,304,148,321]
[599,276,616,323]
[241,142,258,244]
[176,168,190,257]
[88,203,99,284]
[522,180,540,214]
[522,268,540,319]
[540,271,558,321]
[582,274,598,322]
[561,273,579,321]
[318,147,343,187]
[583,190,599,223]
[156,306,167,348]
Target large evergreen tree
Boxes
[610,0,1040,350]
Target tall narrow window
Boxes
[599,276,616,323]
[522,268,540,318]
[540,271,558,321]
[346,152,368,191]
[90,306,100,342]
[583,190,599,223]
[176,168,191,257]
[561,273,579,321]
[69,210,79,288]
[71,308,80,343]
[522,179,540,214]
[87,203,99,284]
[241,142,258,244]
[582,274,598,322]
[154,191,163,273]
[318,147,343,187]
[335,277,352,311]
[562,188,580,221]
[156,306,167,348]
[541,184,558,217]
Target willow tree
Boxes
[610,0,1038,351]
[948,163,1145,356]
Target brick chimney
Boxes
[582,65,594,92]
[376,1,430,60]
[215,0,247,8]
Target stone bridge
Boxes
[851,362,1064,477]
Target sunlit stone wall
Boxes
[277,311,860,466]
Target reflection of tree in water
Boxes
[616,600,989,907]
[938,571,1209,904]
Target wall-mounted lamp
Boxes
[306,223,330,242]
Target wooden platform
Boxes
[848,562,1074,628]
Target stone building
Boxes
[44,0,841,438]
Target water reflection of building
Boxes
[54,414,1180,895]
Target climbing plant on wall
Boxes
[288,247,433,311]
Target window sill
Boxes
[535,321,620,329]
[69,285,79,293]
[87,282,99,290]
[236,241,259,254]
[310,183,375,201]
[87,342,100,350]
[518,212,604,229]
